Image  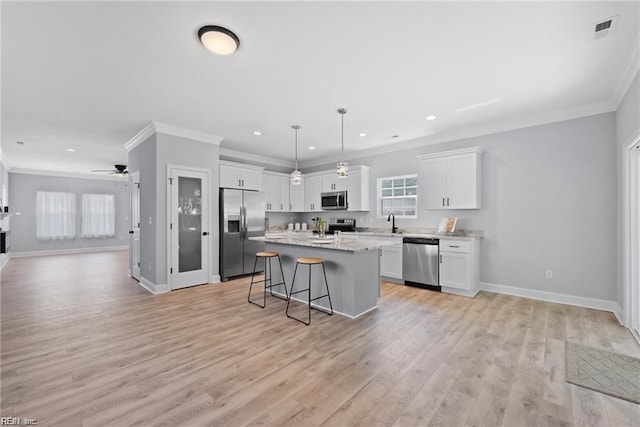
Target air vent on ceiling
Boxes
[591,15,618,41]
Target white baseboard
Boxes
[442,286,480,298]
[480,281,621,319]
[139,276,170,294]
[612,304,624,326]
[10,245,128,258]
[210,274,221,283]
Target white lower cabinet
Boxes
[381,243,403,279]
[439,239,479,296]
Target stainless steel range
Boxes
[327,218,356,235]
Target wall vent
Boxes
[591,15,618,41]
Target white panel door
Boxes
[170,167,210,289]
[129,171,141,281]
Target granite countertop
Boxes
[344,228,484,241]
[251,234,396,252]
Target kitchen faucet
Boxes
[387,212,398,234]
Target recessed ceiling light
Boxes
[426,115,437,121]
[253,131,262,136]
[198,25,240,55]
[65,148,76,152]
[308,146,316,150]
[358,133,367,137]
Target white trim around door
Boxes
[167,164,212,290]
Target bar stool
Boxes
[286,257,333,325]
[248,251,288,308]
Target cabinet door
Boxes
[439,252,471,290]
[447,153,478,209]
[381,244,403,279]
[290,177,305,212]
[262,173,279,212]
[240,168,262,191]
[321,173,347,192]
[278,176,290,211]
[219,164,241,189]
[304,176,322,211]
[419,158,447,210]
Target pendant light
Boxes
[291,125,302,185]
[336,108,348,178]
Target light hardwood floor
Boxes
[1,250,639,426]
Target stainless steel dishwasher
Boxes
[402,237,440,290]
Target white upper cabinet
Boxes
[262,172,280,211]
[278,175,290,211]
[219,161,263,191]
[262,172,291,212]
[304,175,322,212]
[347,165,370,211]
[321,173,348,192]
[290,177,305,212]
[418,147,481,210]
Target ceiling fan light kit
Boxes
[198,25,240,55]
[92,164,128,176]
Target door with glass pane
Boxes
[170,168,210,289]
[130,171,141,280]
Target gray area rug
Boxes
[565,341,640,404]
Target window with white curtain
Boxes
[36,191,77,240]
[81,194,115,238]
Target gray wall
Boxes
[128,133,158,283]
[0,159,9,267]
[299,112,618,302]
[616,71,640,309]
[8,173,129,253]
[128,132,219,287]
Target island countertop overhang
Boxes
[249,234,397,252]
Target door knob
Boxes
[129,230,134,234]
[202,232,209,236]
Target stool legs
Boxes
[286,261,333,325]
[248,255,288,308]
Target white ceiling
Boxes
[2,1,639,176]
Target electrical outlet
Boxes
[148,216,153,225]
[545,269,553,279]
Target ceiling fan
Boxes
[92,164,129,176]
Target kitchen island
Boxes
[249,234,393,317]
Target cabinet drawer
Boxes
[439,240,471,253]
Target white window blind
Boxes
[377,174,418,218]
[36,191,77,240]
[81,194,115,238]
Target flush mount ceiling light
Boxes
[65,148,76,152]
[198,25,240,55]
[426,115,437,121]
[336,108,348,178]
[291,125,302,185]
[252,130,262,136]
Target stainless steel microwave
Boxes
[321,191,347,210]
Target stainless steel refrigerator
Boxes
[220,188,265,281]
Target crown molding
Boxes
[9,168,128,182]
[612,32,640,108]
[298,101,617,168]
[219,147,293,169]
[124,121,224,152]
